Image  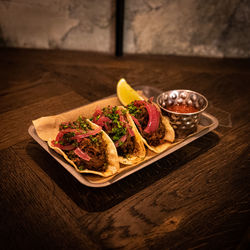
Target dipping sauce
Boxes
[167,104,199,113]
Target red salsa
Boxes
[167,104,199,113]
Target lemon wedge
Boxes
[117,78,144,106]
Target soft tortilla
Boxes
[34,116,120,177]
[32,96,121,142]
[129,102,175,154]
[116,106,146,165]
[140,115,175,154]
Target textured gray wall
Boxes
[0,0,114,52]
[0,0,250,57]
[124,0,250,57]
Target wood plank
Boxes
[0,71,73,113]
[0,48,250,249]
[0,91,88,150]
[9,125,250,249]
[76,126,249,249]
[12,139,87,218]
[0,147,101,250]
[50,64,118,101]
[1,48,250,74]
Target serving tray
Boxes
[28,86,218,187]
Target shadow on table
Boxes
[26,131,219,212]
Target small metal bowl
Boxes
[157,89,208,138]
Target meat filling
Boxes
[131,105,166,147]
[117,134,136,157]
[66,133,107,172]
[94,106,136,158]
[142,119,166,146]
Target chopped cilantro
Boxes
[122,109,127,115]
[112,126,126,141]
[127,103,141,117]
[101,106,128,142]
[112,106,117,112]
[90,136,98,144]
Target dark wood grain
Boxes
[0,48,249,250]
[0,147,100,250]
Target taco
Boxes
[47,116,119,177]
[126,98,175,153]
[91,105,146,165]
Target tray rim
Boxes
[28,92,219,188]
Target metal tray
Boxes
[28,86,219,187]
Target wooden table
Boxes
[0,48,249,250]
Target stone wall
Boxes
[0,0,114,52]
[124,0,250,57]
[0,0,249,57]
